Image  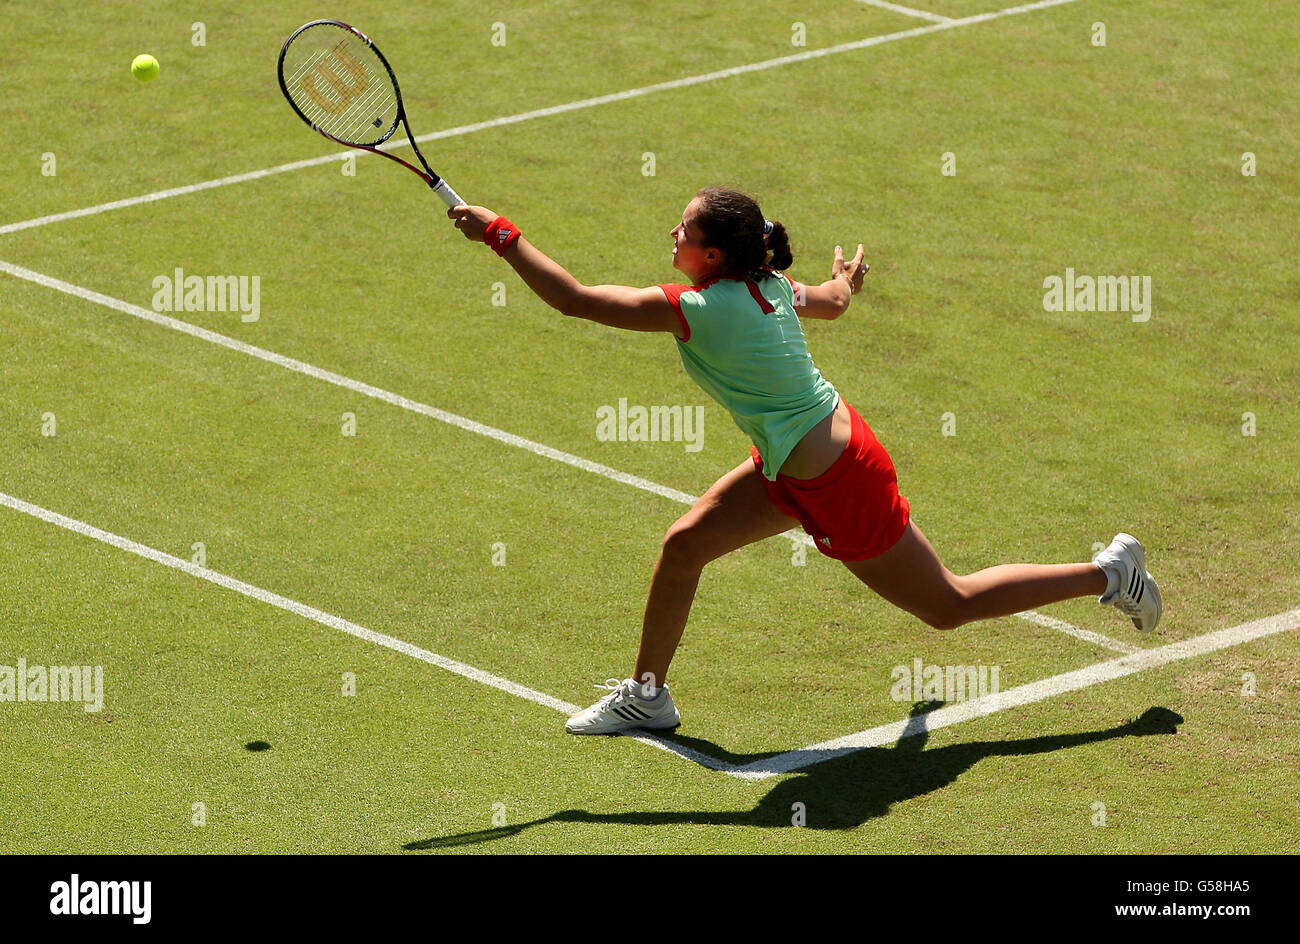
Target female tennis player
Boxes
[448,187,1162,735]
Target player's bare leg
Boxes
[566,459,795,734]
[632,458,795,688]
[842,521,1107,630]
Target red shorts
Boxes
[751,400,910,562]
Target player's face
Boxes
[670,199,721,282]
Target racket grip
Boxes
[431,178,466,208]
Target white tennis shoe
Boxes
[565,678,681,735]
[1094,532,1163,632]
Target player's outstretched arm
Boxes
[448,204,680,336]
[797,244,869,320]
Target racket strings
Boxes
[281,25,399,146]
[336,82,394,141]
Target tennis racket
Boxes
[277,19,465,207]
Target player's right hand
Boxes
[448,204,497,242]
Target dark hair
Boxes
[692,186,793,280]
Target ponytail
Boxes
[764,220,793,272]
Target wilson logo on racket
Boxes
[279,19,466,208]
[301,42,372,114]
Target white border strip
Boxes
[0,258,1130,654]
[0,258,695,508]
[0,0,1079,237]
[0,256,1123,651]
[854,0,954,24]
[733,607,1300,779]
[1015,608,1139,654]
[0,153,351,237]
[0,489,726,772]
[3,0,1275,782]
[6,484,1296,783]
[0,490,577,712]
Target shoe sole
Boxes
[565,713,681,736]
[1143,569,1163,632]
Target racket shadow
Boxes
[401,704,1184,850]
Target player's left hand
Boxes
[832,244,869,294]
[448,204,498,242]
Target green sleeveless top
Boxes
[658,272,839,481]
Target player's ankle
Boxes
[1094,560,1120,596]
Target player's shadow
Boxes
[403,703,1183,849]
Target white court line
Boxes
[0,489,728,773]
[1015,608,1139,654]
[0,0,1080,237]
[854,0,954,24]
[2,0,1259,781]
[6,484,1296,784]
[0,258,696,509]
[0,256,1126,652]
[733,607,1300,780]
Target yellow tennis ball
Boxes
[131,54,159,82]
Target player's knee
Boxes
[921,609,965,632]
[660,519,711,573]
[919,585,969,631]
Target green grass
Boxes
[1,0,1297,853]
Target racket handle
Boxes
[431,178,466,208]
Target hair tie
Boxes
[762,219,774,236]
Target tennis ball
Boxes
[131,54,159,82]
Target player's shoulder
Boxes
[656,282,694,304]
[659,277,728,310]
